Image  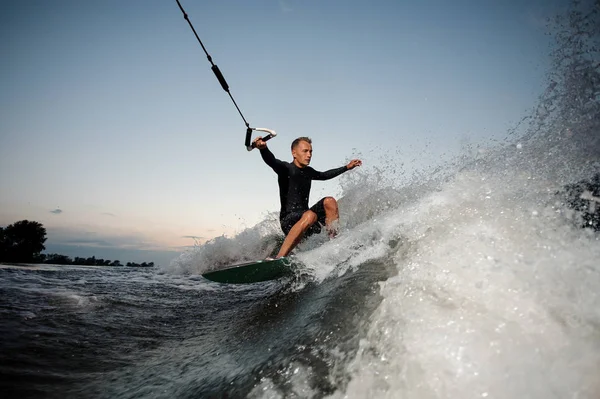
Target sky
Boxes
[0,0,568,266]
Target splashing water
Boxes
[161,2,600,397]
[325,1,600,397]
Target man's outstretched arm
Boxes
[312,159,362,180]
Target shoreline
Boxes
[0,262,154,270]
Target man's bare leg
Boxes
[276,211,318,258]
[323,197,340,238]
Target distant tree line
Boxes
[0,220,155,267]
[41,253,154,267]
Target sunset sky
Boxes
[0,0,566,266]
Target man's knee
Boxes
[302,210,318,225]
[323,196,338,210]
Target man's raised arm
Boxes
[312,159,362,180]
[254,137,286,173]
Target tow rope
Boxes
[175,0,277,151]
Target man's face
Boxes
[292,140,312,167]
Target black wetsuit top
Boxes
[260,147,348,220]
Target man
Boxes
[253,136,362,258]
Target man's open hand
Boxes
[346,159,362,170]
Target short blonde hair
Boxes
[291,137,312,150]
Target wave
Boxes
[327,1,600,397]
[161,1,599,397]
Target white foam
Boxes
[329,165,600,398]
[248,362,318,399]
[163,214,283,275]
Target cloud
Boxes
[102,212,116,217]
[60,237,114,247]
[182,235,205,240]
[50,209,63,214]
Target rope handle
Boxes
[245,128,278,151]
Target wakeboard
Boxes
[202,257,292,284]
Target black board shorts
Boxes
[280,198,328,236]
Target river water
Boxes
[1,1,599,398]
